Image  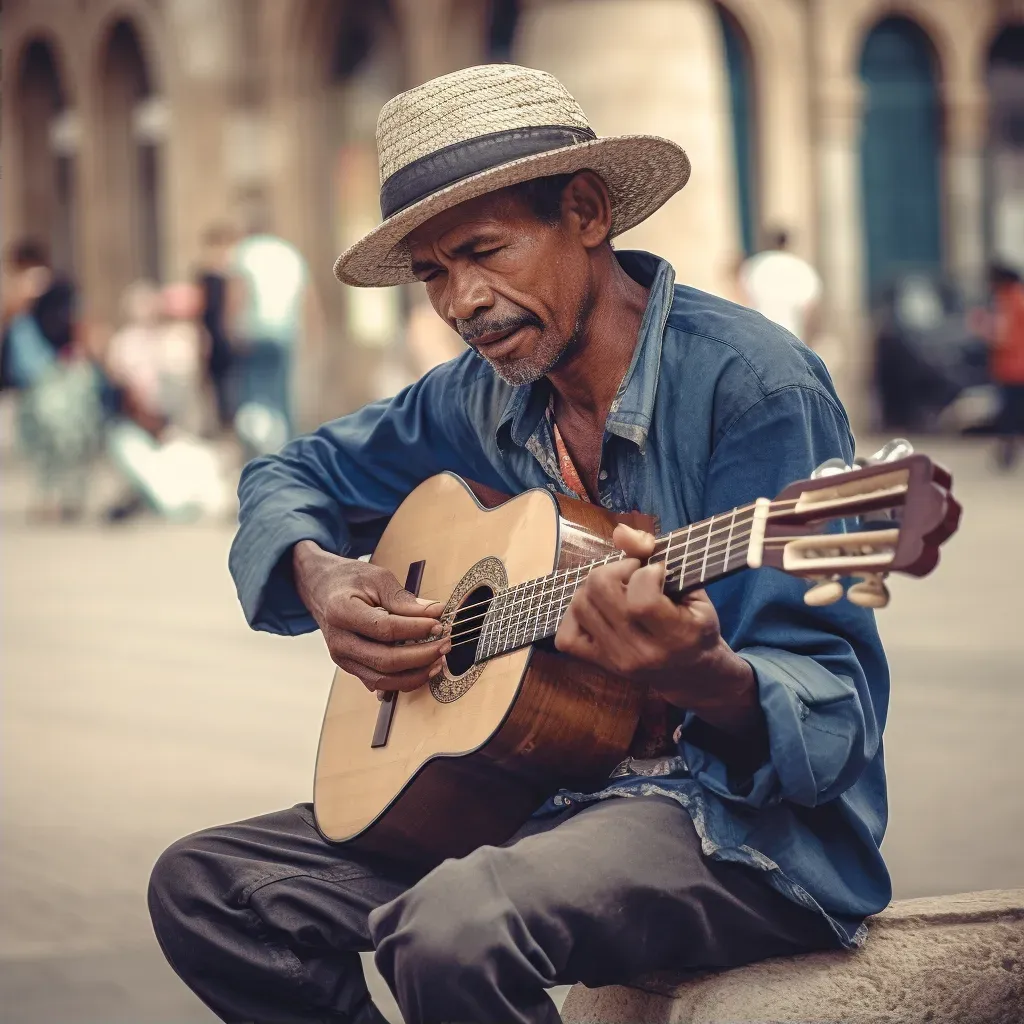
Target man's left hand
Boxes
[555,524,761,737]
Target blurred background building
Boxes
[4,0,1024,428]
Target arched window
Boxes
[986,25,1024,271]
[715,6,757,256]
[16,40,75,273]
[859,17,943,301]
[99,19,163,292]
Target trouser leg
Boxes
[148,803,417,1023]
[370,795,836,1024]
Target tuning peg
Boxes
[804,579,844,606]
[847,574,890,608]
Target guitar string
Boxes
[446,523,760,639]
[438,486,875,625]
[444,532,806,652]
[445,510,835,642]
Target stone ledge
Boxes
[561,889,1024,1024]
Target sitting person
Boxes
[148,65,890,1024]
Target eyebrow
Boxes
[410,232,504,276]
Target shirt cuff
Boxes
[229,513,349,635]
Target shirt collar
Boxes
[496,250,676,452]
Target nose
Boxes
[444,265,493,324]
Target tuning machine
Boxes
[847,573,890,608]
[803,576,844,606]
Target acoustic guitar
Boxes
[313,443,960,866]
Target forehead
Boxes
[405,188,532,253]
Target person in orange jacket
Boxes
[987,263,1024,469]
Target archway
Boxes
[97,17,163,308]
[715,5,757,256]
[16,39,75,273]
[858,16,943,301]
[986,25,1024,270]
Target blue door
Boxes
[716,5,756,256]
[859,17,942,301]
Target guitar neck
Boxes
[477,505,759,661]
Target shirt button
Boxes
[598,470,608,481]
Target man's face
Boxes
[406,183,594,386]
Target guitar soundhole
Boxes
[446,585,493,677]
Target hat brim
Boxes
[333,135,691,288]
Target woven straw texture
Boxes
[335,64,691,288]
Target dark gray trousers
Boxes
[148,795,837,1024]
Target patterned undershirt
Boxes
[546,400,677,759]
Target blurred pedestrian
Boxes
[229,216,312,455]
[195,223,240,433]
[740,228,822,344]
[1,239,103,520]
[986,262,1024,470]
[159,281,206,435]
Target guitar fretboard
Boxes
[475,506,756,661]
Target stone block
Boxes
[561,889,1024,1023]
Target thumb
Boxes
[379,578,443,619]
[612,523,656,559]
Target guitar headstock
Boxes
[746,444,961,609]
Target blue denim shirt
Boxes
[231,251,891,948]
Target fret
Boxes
[722,508,737,574]
[699,513,715,583]
[499,583,521,653]
[680,521,692,590]
[517,578,539,649]
[661,531,676,594]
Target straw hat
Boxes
[334,64,691,288]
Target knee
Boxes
[371,852,545,992]
[147,829,228,955]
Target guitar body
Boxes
[313,473,651,867]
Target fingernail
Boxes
[416,597,437,608]
[429,662,444,679]
[440,640,452,654]
[430,623,443,637]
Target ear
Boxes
[562,171,613,249]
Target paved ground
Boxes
[3,436,1023,1024]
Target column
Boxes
[516,0,741,298]
[944,83,988,301]
[814,76,866,426]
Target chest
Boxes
[551,416,605,500]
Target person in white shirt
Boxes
[740,229,822,343]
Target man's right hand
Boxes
[293,540,449,694]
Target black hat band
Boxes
[379,125,597,220]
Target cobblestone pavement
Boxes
[3,437,1023,1023]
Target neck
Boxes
[474,504,761,662]
[546,250,649,420]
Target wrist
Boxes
[658,641,761,739]
[293,540,335,622]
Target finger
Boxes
[334,632,451,676]
[570,586,619,648]
[612,523,656,559]
[584,558,640,618]
[341,598,445,643]
[625,562,677,626]
[339,656,444,694]
[554,608,595,658]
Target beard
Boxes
[459,300,589,388]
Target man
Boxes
[985,262,1024,469]
[195,223,240,433]
[228,209,316,453]
[149,65,890,1024]
[740,227,823,343]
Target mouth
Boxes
[472,325,529,359]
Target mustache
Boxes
[457,311,543,344]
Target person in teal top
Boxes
[230,229,310,452]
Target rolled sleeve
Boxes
[678,383,888,810]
